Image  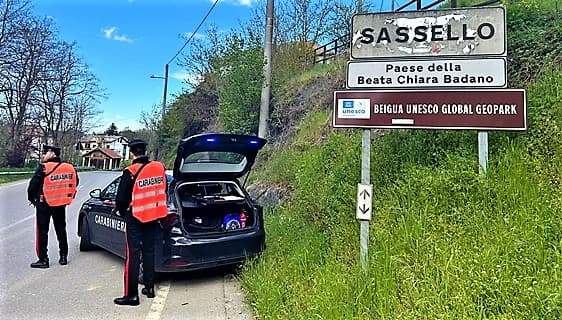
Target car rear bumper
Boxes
[155,228,265,273]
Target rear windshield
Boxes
[185,152,245,164]
[181,151,248,173]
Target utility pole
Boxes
[149,64,169,160]
[391,0,395,11]
[258,0,274,139]
[162,64,169,119]
[150,64,169,120]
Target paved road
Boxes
[0,171,251,320]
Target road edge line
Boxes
[145,280,171,320]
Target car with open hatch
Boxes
[77,133,267,272]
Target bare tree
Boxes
[36,41,103,146]
[328,0,369,40]
[177,25,229,86]
[0,0,30,60]
[0,2,103,166]
[275,0,336,45]
[0,16,56,166]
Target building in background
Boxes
[78,135,130,170]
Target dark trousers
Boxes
[123,215,157,297]
[35,203,68,260]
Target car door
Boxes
[89,177,127,258]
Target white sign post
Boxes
[359,131,371,273]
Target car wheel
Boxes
[79,217,96,251]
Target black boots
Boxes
[114,287,153,305]
[30,258,49,269]
[113,295,140,306]
[142,287,155,298]
[30,256,66,268]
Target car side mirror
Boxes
[90,189,102,198]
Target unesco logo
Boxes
[343,101,354,109]
[339,98,370,119]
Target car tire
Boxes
[79,217,96,251]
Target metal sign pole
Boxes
[478,131,488,174]
[360,129,370,273]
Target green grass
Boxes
[0,167,35,173]
[0,174,32,184]
[240,55,562,320]
[0,165,96,185]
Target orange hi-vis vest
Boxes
[127,161,168,223]
[42,162,77,207]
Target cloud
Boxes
[171,71,202,85]
[102,26,133,43]
[182,32,206,40]
[210,0,255,7]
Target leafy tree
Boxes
[213,35,264,135]
[119,127,136,140]
[104,123,118,135]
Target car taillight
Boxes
[164,257,190,268]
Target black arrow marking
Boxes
[359,189,371,200]
[359,204,370,214]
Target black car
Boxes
[77,133,267,272]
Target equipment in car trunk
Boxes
[240,210,247,228]
[222,213,241,231]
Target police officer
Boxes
[114,139,168,306]
[27,145,78,268]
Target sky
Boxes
[31,0,410,133]
[32,0,260,132]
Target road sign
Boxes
[351,6,506,59]
[356,183,372,220]
[346,57,506,89]
[333,89,526,130]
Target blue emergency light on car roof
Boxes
[206,138,216,142]
[250,140,259,145]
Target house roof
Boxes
[82,147,122,159]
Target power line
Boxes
[167,0,221,65]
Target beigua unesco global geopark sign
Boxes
[333,89,526,131]
[351,6,506,59]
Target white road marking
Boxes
[145,281,171,320]
[0,214,34,233]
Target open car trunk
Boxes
[175,181,256,235]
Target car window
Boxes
[102,177,121,199]
[181,151,248,174]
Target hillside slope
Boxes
[241,3,562,319]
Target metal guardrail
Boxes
[312,34,350,65]
[312,0,502,65]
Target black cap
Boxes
[42,145,61,157]
[128,139,148,148]
[129,139,148,156]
